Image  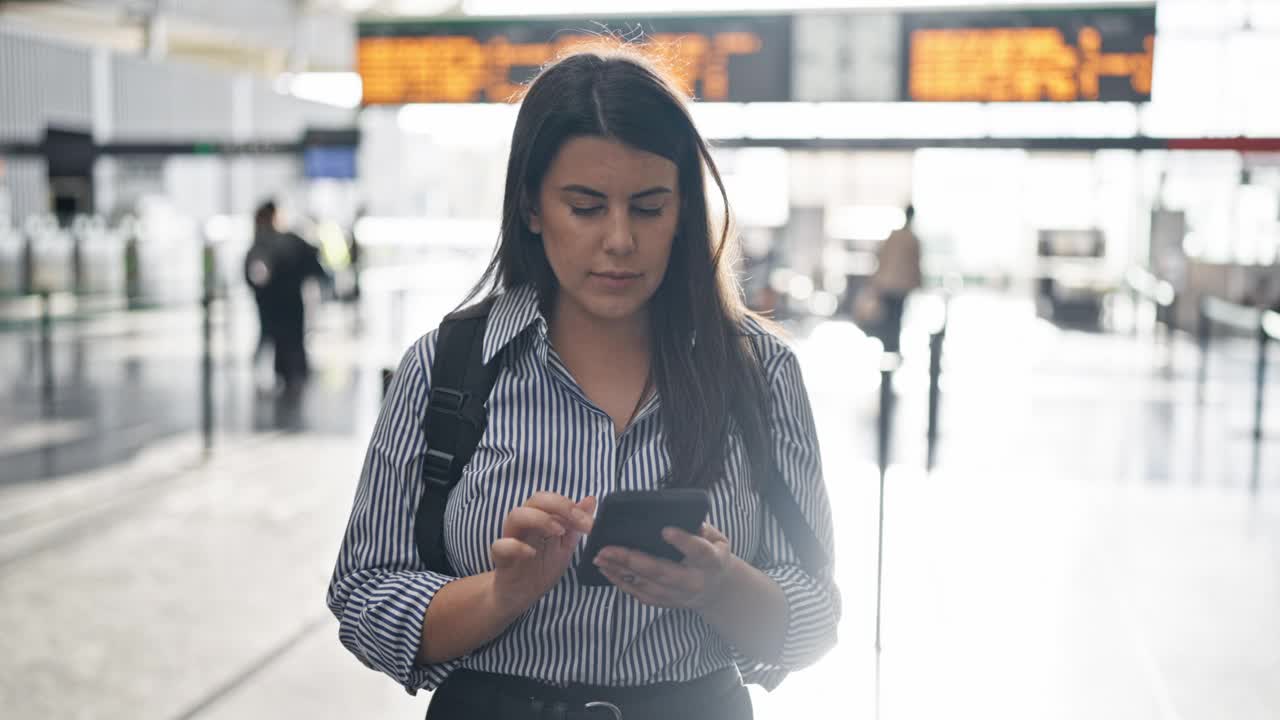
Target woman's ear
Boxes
[524,192,543,234]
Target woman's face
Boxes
[530,136,680,328]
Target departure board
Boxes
[358,16,791,105]
[902,7,1156,102]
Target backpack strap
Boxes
[746,337,830,576]
[415,297,501,573]
[761,458,828,574]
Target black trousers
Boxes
[425,668,753,720]
[254,290,309,386]
[878,291,908,354]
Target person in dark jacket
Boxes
[244,200,326,394]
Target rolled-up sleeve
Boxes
[326,332,463,693]
[736,345,841,690]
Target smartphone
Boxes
[575,489,710,586]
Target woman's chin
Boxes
[564,289,651,326]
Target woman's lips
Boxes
[590,271,642,290]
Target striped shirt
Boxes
[327,284,840,694]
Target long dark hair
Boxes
[464,47,772,491]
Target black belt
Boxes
[440,666,743,720]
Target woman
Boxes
[328,48,840,719]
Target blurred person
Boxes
[869,204,923,354]
[347,206,365,303]
[327,48,839,720]
[243,200,326,396]
[1262,257,1280,313]
[246,202,278,365]
[315,216,350,301]
[344,207,366,336]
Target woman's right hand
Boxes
[490,492,595,616]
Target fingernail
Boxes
[662,528,677,541]
[571,508,589,525]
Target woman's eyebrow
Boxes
[560,184,607,198]
[559,185,673,200]
[630,187,673,200]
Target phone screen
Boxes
[575,489,710,586]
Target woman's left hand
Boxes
[592,522,734,611]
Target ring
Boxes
[621,574,636,585]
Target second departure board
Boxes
[902,7,1156,102]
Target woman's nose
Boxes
[603,213,636,255]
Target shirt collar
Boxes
[482,284,548,364]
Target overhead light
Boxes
[827,205,905,242]
[788,275,815,302]
[984,102,1139,138]
[282,72,363,109]
[813,102,985,140]
[742,103,819,140]
[393,0,459,13]
[1264,311,1280,341]
[397,103,519,145]
[689,103,747,140]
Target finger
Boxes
[595,547,693,590]
[662,527,720,568]
[598,564,685,608]
[491,537,537,568]
[504,507,567,542]
[524,492,593,534]
[553,496,595,543]
[575,496,597,533]
[508,507,567,539]
[523,492,578,521]
[596,559,682,593]
[700,522,730,545]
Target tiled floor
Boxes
[0,282,1276,719]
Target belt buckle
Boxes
[583,700,623,719]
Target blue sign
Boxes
[304,146,357,179]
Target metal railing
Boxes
[12,240,235,456]
[1126,266,1178,337]
[1126,267,1176,313]
[874,297,949,651]
[1197,295,1277,490]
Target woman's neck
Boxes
[548,295,651,370]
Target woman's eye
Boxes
[570,206,605,217]
[632,206,664,217]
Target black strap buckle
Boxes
[428,387,486,431]
[423,448,455,488]
[430,387,467,414]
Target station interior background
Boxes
[1,1,1278,718]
